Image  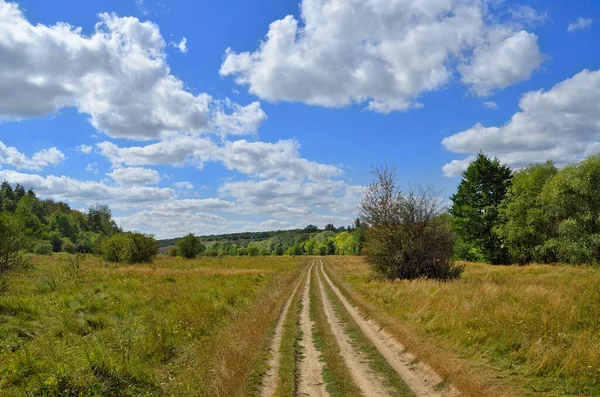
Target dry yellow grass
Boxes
[324,257,600,396]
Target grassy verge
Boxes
[309,264,362,396]
[273,269,307,396]
[317,264,415,397]
[0,253,303,396]
[324,256,600,396]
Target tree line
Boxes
[452,153,600,266]
[0,181,158,271]
[167,223,365,258]
[359,154,600,283]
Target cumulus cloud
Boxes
[220,0,544,112]
[173,181,194,189]
[0,169,174,204]
[97,137,218,168]
[442,69,600,174]
[77,144,93,154]
[568,17,593,32]
[173,37,187,53]
[98,137,341,180]
[219,139,341,180]
[0,142,64,170]
[0,0,265,139]
[107,167,161,186]
[220,178,362,214]
[442,156,475,177]
[460,29,543,96]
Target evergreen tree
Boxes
[450,153,512,264]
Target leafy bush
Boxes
[168,247,178,257]
[0,213,27,273]
[33,241,53,255]
[361,166,462,280]
[247,246,259,256]
[61,240,77,254]
[176,233,204,259]
[100,233,158,264]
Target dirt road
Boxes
[260,259,460,397]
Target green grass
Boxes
[0,253,303,396]
[325,256,600,396]
[309,264,362,397]
[317,265,415,397]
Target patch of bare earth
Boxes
[315,260,392,397]
[260,268,306,397]
[298,262,329,397]
[319,259,461,397]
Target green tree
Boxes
[0,213,26,272]
[497,162,557,264]
[450,154,512,265]
[87,204,120,236]
[536,155,600,264]
[100,232,157,263]
[247,245,259,256]
[177,233,204,259]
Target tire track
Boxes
[260,267,306,397]
[319,259,461,397]
[298,261,329,397]
[315,260,392,397]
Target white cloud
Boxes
[220,139,341,180]
[173,37,188,53]
[97,137,218,168]
[568,17,593,32]
[107,167,161,186]
[442,156,475,177]
[0,1,265,139]
[509,5,547,27]
[135,0,148,15]
[0,142,64,170]
[260,219,292,230]
[484,101,498,110]
[98,137,341,180]
[0,169,174,204]
[155,198,235,212]
[442,69,600,173]
[220,178,361,213]
[220,0,543,112]
[173,181,194,189]
[86,163,99,174]
[459,29,543,96]
[77,144,93,154]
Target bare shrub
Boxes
[360,165,462,280]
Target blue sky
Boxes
[0,0,599,238]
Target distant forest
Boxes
[159,223,365,257]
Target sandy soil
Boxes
[315,259,392,397]
[297,262,329,397]
[260,269,306,397]
[319,259,461,397]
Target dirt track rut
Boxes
[260,259,461,397]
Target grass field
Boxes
[0,253,304,396]
[324,257,600,396]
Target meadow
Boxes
[0,254,304,396]
[324,257,600,396]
